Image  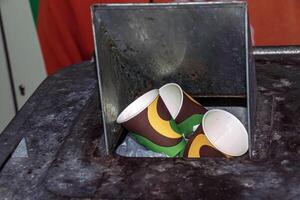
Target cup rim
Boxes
[159,83,183,119]
[202,109,249,156]
[116,89,159,124]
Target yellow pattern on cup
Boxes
[188,134,215,158]
[148,97,182,139]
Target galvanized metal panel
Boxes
[92,2,255,155]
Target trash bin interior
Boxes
[115,96,248,158]
[92,2,256,158]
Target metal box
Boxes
[92,1,256,156]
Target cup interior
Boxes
[202,109,249,156]
[159,83,183,119]
[116,89,159,124]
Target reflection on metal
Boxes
[92,2,256,156]
[253,46,300,57]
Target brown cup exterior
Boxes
[174,92,208,139]
[175,92,208,124]
[121,96,182,147]
[184,125,227,158]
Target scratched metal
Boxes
[1,59,299,199]
[92,2,256,155]
[253,46,300,56]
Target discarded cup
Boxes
[184,128,226,158]
[184,109,248,158]
[202,109,249,156]
[159,83,207,137]
[116,89,186,157]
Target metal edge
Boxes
[253,46,300,56]
[244,3,252,158]
[92,1,247,10]
[91,6,110,155]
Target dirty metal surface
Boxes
[92,2,256,154]
[0,58,299,199]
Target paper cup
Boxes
[184,126,226,158]
[117,89,186,157]
[159,83,207,137]
[202,109,249,156]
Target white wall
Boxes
[0,0,46,133]
[0,0,46,109]
[0,18,15,133]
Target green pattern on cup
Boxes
[169,119,182,133]
[130,132,186,157]
[178,148,185,157]
[177,114,204,136]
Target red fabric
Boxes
[37,0,148,75]
[249,0,300,46]
[38,0,300,74]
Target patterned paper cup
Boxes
[202,109,249,156]
[159,83,207,137]
[184,127,226,158]
[184,109,248,158]
[116,89,186,157]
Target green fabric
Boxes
[29,0,39,26]
[177,114,204,136]
[130,132,186,157]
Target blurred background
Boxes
[0,0,300,133]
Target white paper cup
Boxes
[159,83,183,119]
[159,83,207,137]
[116,89,185,157]
[202,109,249,156]
[117,89,159,124]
